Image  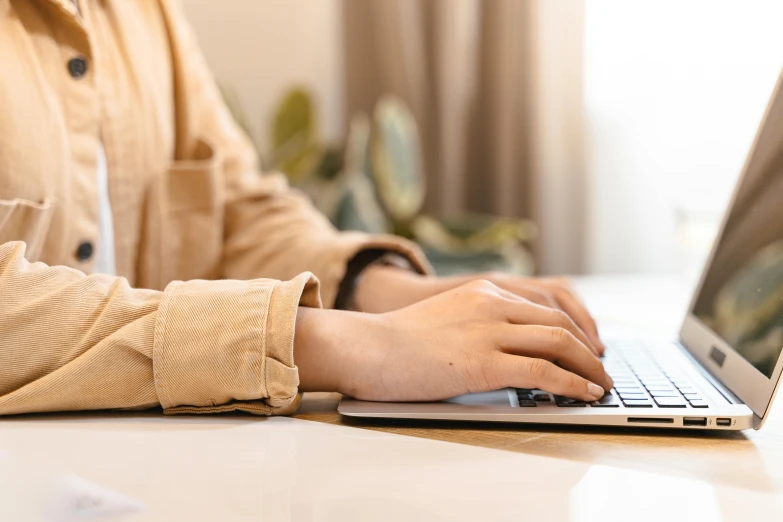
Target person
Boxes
[0,0,611,417]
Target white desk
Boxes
[1,276,782,522]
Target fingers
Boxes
[509,288,559,309]
[543,283,604,355]
[490,353,606,402]
[491,276,605,356]
[491,288,601,357]
[495,324,613,391]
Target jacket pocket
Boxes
[0,197,55,261]
[138,140,224,289]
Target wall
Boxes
[182,0,344,155]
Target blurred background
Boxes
[183,0,783,279]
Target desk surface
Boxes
[2,276,783,522]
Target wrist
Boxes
[354,265,439,313]
[294,306,387,395]
[294,307,341,393]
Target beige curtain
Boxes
[343,0,587,274]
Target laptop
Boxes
[339,70,783,431]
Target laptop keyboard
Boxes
[515,341,709,409]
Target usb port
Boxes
[683,417,707,427]
[716,418,732,427]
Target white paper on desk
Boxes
[0,452,144,522]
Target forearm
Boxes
[0,242,160,414]
[0,241,317,416]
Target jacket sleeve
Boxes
[160,0,433,308]
[0,241,321,416]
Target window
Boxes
[584,0,783,276]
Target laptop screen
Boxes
[692,151,783,378]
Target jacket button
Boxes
[75,241,94,261]
[68,56,88,79]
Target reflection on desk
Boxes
[0,414,782,522]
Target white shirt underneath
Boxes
[93,143,117,276]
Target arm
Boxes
[0,2,425,417]
[159,0,432,308]
[0,239,611,417]
[0,241,319,415]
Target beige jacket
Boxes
[0,0,429,416]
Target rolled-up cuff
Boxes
[153,272,321,415]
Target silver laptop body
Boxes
[339,69,783,431]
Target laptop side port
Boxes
[683,417,707,427]
[627,417,674,424]
[716,418,732,427]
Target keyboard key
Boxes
[683,392,702,400]
[623,399,653,408]
[517,392,534,401]
[591,395,621,407]
[616,386,643,393]
[641,376,671,382]
[636,372,665,378]
[654,397,687,408]
[689,400,709,408]
[676,386,695,393]
[533,393,551,402]
[555,396,587,407]
[518,399,537,407]
[649,390,681,398]
[640,378,669,385]
[645,385,676,392]
[619,392,647,400]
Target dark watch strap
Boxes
[334,249,416,311]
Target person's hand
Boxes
[354,267,605,355]
[296,280,613,403]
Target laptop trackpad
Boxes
[442,389,514,407]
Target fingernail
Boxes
[588,382,604,400]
